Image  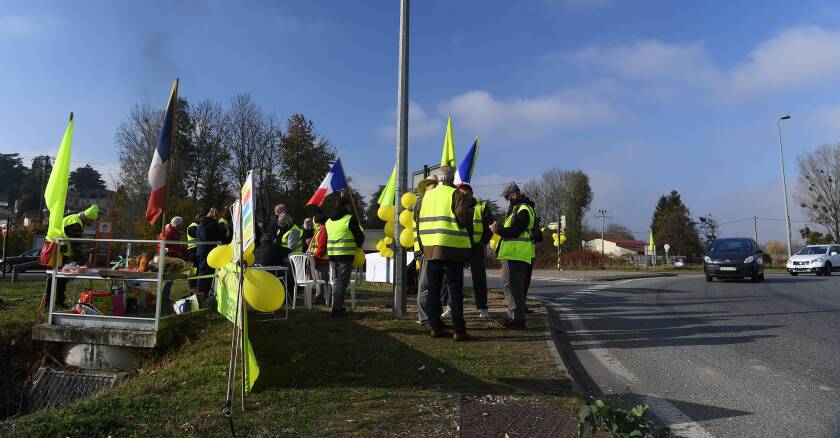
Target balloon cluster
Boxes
[552,232,567,247]
[375,192,418,258]
[207,243,285,312]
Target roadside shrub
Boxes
[578,400,670,438]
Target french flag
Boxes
[307,158,348,206]
[454,137,479,186]
[145,79,179,225]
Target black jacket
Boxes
[496,196,535,239]
[196,216,223,257]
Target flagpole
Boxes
[392,0,410,317]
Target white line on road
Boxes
[550,283,714,438]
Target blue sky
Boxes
[3,0,840,243]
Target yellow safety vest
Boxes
[325,215,357,256]
[417,185,470,249]
[281,224,303,253]
[308,226,328,260]
[472,201,486,245]
[59,213,84,257]
[186,222,198,249]
[497,203,536,264]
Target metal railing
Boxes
[47,237,220,332]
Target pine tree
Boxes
[279,114,336,222]
[651,191,704,256]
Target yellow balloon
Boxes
[244,268,285,312]
[384,248,394,258]
[559,234,567,244]
[376,240,385,251]
[379,248,388,257]
[384,236,393,245]
[243,251,255,266]
[207,244,233,269]
[400,192,417,209]
[552,232,559,240]
[377,204,395,222]
[384,221,394,237]
[399,227,414,248]
[399,209,414,227]
[353,249,366,268]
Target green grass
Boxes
[1,281,579,437]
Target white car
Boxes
[786,244,840,276]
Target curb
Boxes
[532,272,676,282]
[536,298,587,396]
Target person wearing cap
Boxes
[413,174,445,326]
[458,183,494,319]
[43,204,100,308]
[490,182,536,329]
[301,217,315,254]
[158,216,186,311]
[325,196,364,316]
[417,166,473,341]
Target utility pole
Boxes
[777,115,793,258]
[753,216,758,243]
[597,209,608,254]
[38,157,48,226]
[392,0,410,317]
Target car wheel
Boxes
[758,273,765,282]
[705,275,714,282]
[825,263,832,276]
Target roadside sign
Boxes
[98,221,112,234]
[1,223,6,237]
[232,170,256,262]
[548,222,558,230]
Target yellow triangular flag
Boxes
[440,114,456,168]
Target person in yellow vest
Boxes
[458,183,493,319]
[490,183,536,329]
[280,219,303,254]
[43,204,99,307]
[186,214,200,288]
[413,175,440,326]
[325,196,364,316]
[417,166,472,341]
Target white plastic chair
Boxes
[328,264,357,310]
[288,254,326,309]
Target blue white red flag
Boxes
[454,137,479,186]
[145,79,179,225]
[307,158,349,206]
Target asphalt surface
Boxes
[514,273,840,438]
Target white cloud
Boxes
[437,90,623,138]
[569,25,840,98]
[378,101,443,140]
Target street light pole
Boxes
[597,209,607,254]
[392,0,410,317]
[777,115,793,258]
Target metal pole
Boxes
[778,116,793,258]
[753,216,758,243]
[38,158,47,226]
[598,209,607,254]
[392,0,410,317]
[556,214,561,270]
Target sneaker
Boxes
[478,309,491,319]
[453,330,471,342]
[441,306,451,318]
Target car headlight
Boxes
[744,256,754,263]
[812,258,824,265]
[704,256,712,263]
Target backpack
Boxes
[531,215,543,243]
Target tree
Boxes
[279,114,336,222]
[651,191,704,256]
[188,99,231,209]
[69,165,107,192]
[366,185,387,229]
[799,226,832,245]
[0,153,27,207]
[697,214,718,246]
[796,143,840,241]
[523,168,592,250]
[763,240,787,257]
[605,223,635,240]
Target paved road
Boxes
[528,273,840,437]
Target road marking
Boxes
[550,286,714,438]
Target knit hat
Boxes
[170,216,184,226]
[501,182,520,198]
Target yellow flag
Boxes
[649,228,655,252]
[440,114,455,167]
[44,114,74,241]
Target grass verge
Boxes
[1,281,580,437]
